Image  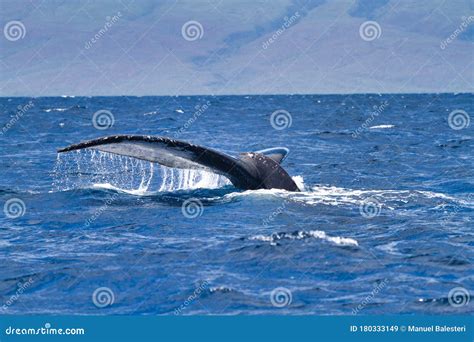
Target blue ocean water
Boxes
[0,94,472,315]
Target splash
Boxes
[292,175,305,191]
[292,186,470,208]
[44,107,69,112]
[52,150,230,194]
[249,230,359,247]
[215,184,471,212]
[52,150,154,192]
[157,167,230,192]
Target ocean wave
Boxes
[214,185,471,210]
[44,108,69,112]
[248,230,359,247]
[43,105,86,112]
[369,124,395,129]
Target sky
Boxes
[0,0,473,96]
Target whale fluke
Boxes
[58,135,300,191]
[254,147,289,164]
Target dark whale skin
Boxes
[237,152,300,191]
[58,135,300,192]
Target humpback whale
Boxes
[57,135,300,192]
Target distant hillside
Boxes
[0,0,472,96]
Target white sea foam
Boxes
[249,230,359,247]
[44,107,69,112]
[375,241,403,255]
[292,175,305,191]
[216,184,470,212]
[369,124,395,129]
[92,183,151,196]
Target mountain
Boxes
[0,0,472,96]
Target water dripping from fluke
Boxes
[52,150,230,194]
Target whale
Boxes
[57,135,300,192]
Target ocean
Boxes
[0,94,472,315]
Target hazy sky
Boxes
[0,0,473,96]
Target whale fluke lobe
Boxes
[58,135,300,191]
[254,147,289,164]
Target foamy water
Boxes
[369,124,395,129]
[249,230,359,247]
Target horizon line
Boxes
[1,91,473,98]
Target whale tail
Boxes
[254,147,289,164]
[57,135,300,191]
